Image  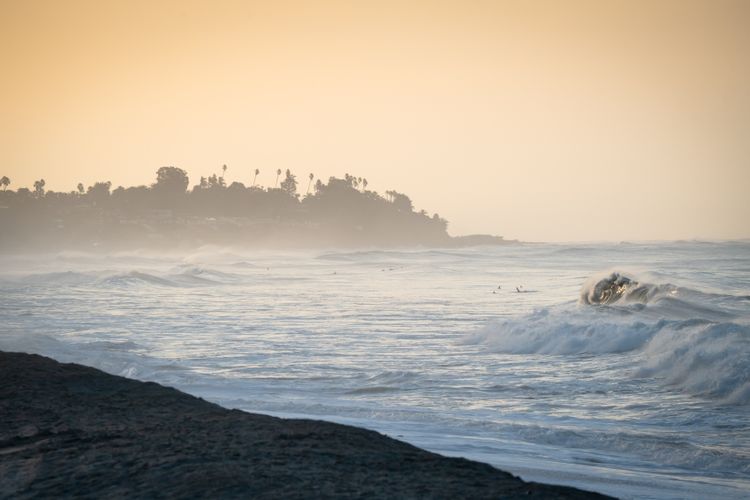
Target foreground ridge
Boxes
[0,351,611,499]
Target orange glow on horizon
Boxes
[2,0,748,241]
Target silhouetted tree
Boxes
[0,176,9,191]
[154,167,189,195]
[386,190,412,212]
[87,181,112,205]
[77,183,84,195]
[275,168,282,188]
[432,213,448,232]
[112,185,150,210]
[206,174,225,189]
[344,174,359,189]
[362,178,368,191]
[306,173,314,195]
[252,168,260,187]
[222,164,227,183]
[280,169,298,197]
[33,179,46,198]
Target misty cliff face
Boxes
[0,169,453,251]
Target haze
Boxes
[2,0,748,242]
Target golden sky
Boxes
[2,0,748,241]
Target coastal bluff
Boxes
[0,351,611,499]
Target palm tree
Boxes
[252,168,260,187]
[306,173,314,195]
[221,164,228,183]
[275,168,282,188]
[77,183,84,195]
[0,176,9,191]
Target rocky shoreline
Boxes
[0,351,611,499]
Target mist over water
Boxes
[1,241,749,499]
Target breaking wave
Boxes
[580,271,678,305]
[464,271,750,404]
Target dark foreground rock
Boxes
[0,352,612,499]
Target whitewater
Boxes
[1,241,748,499]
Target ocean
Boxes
[1,241,748,499]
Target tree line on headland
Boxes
[0,167,510,251]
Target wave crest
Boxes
[580,271,676,305]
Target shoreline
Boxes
[0,351,611,499]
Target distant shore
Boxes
[0,170,523,253]
[0,351,608,499]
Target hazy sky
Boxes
[2,0,748,241]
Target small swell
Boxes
[99,271,178,287]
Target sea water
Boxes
[1,241,748,499]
